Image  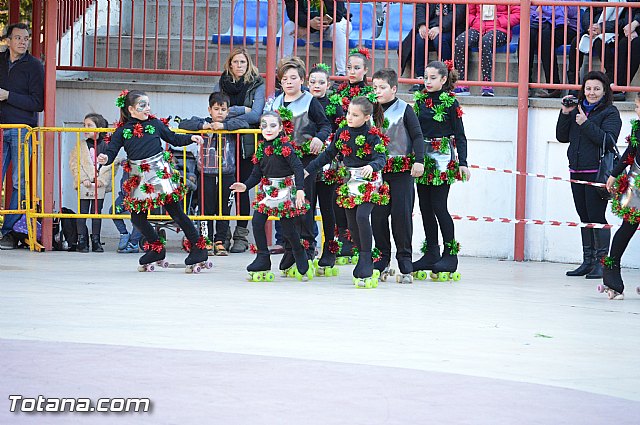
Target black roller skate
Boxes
[598,257,624,300]
[314,241,339,277]
[431,240,461,282]
[138,240,168,272]
[292,247,314,281]
[395,258,413,284]
[335,227,357,265]
[185,236,213,274]
[352,251,380,289]
[374,251,395,282]
[279,248,296,277]
[412,242,441,281]
[247,252,275,282]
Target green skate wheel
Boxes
[287,268,296,278]
[265,272,275,282]
[352,277,358,285]
[438,272,449,282]
[313,259,320,268]
[372,270,380,279]
[351,255,359,264]
[331,266,339,276]
[253,273,263,282]
[415,271,428,280]
[315,267,324,277]
[336,257,348,265]
[371,278,379,288]
[364,278,372,289]
[451,272,461,281]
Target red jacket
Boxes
[467,4,521,35]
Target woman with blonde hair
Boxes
[213,48,266,253]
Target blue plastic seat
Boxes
[211,1,268,46]
[312,2,376,48]
[364,3,415,50]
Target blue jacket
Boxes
[0,50,45,127]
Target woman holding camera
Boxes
[556,71,622,279]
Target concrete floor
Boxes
[1,244,639,424]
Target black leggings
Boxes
[77,198,104,236]
[298,171,318,247]
[333,199,348,230]
[251,213,302,253]
[569,172,608,224]
[315,181,336,247]
[417,184,454,247]
[131,201,199,246]
[345,203,375,253]
[610,220,639,263]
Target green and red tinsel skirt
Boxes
[611,160,640,225]
[416,136,464,186]
[122,151,187,213]
[335,167,391,208]
[252,175,310,218]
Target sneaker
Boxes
[0,233,17,250]
[120,242,139,254]
[481,87,494,97]
[453,86,470,96]
[214,241,228,256]
[117,233,130,252]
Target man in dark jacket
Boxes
[402,3,466,92]
[0,23,45,249]
[280,0,350,76]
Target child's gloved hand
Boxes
[229,182,247,193]
[361,165,373,179]
[410,162,424,178]
[295,190,306,209]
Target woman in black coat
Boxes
[556,71,622,279]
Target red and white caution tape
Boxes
[449,214,615,229]
[469,164,607,188]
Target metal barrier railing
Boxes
[56,0,640,92]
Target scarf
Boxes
[581,98,602,115]
[219,72,249,107]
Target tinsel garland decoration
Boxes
[115,90,129,108]
[329,83,377,113]
[445,239,460,256]
[413,90,457,122]
[415,158,464,186]
[349,46,371,59]
[372,247,381,262]
[133,123,144,138]
[328,239,342,254]
[143,237,165,253]
[420,240,428,254]
[601,256,615,269]
[249,244,258,254]
[251,198,311,218]
[611,173,640,224]
[252,136,301,164]
[629,119,638,148]
[382,154,415,173]
[335,178,391,208]
[122,129,133,139]
[301,239,311,250]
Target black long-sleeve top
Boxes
[102,118,195,166]
[244,138,306,191]
[316,94,344,134]
[306,123,387,175]
[416,90,468,166]
[611,125,639,177]
[381,98,425,164]
[415,3,466,34]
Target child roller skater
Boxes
[328,47,379,264]
[412,61,471,282]
[371,68,425,284]
[306,97,389,288]
[601,94,640,300]
[97,90,209,273]
[308,63,345,276]
[229,112,313,282]
[265,57,331,272]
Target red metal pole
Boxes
[41,0,58,251]
[31,0,43,59]
[9,0,20,23]
[514,0,530,262]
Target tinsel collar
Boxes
[413,90,462,122]
[252,135,299,164]
[328,81,377,116]
[334,125,388,159]
[628,119,639,148]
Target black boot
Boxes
[91,234,104,252]
[139,242,166,265]
[374,250,390,273]
[337,227,354,256]
[186,246,209,265]
[602,257,624,294]
[76,233,89,253]
[566,228,595,276]
[279,249,295,272]
[586,228,610,279]
[247,252,271,272]
[317,242,336,267]
[412,243,441,271]
[292,247,310,277]
[432,241,459,273]
[354,251,374,278]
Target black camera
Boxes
[562,95,579,107]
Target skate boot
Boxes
[335,228,355,265]
[279,249,297,277]
[352,251,380,289]
[395,258,414,284]
[431,240,462,282]
[375,252,395,282]
[138,240,168,272]
[598,257,624,300]
[314,241,338,277]
[247,252,275,282]
[185,236,213,274]
[292,247,314,282]
[412,242,441,280]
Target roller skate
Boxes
[374,251,395,282]
[185,236,213,274]
[302,240,317,274]
[412,242,441,281]
[279,249,297,278]
[314,241,339,277]
[292,247,314,282]
[137,240,168,272]
[352,251,380,289]
[395,258,413,284]
[598,257,624,300]
[247,252,275,282]
[430,240,462,282]
[335,228,356,265]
